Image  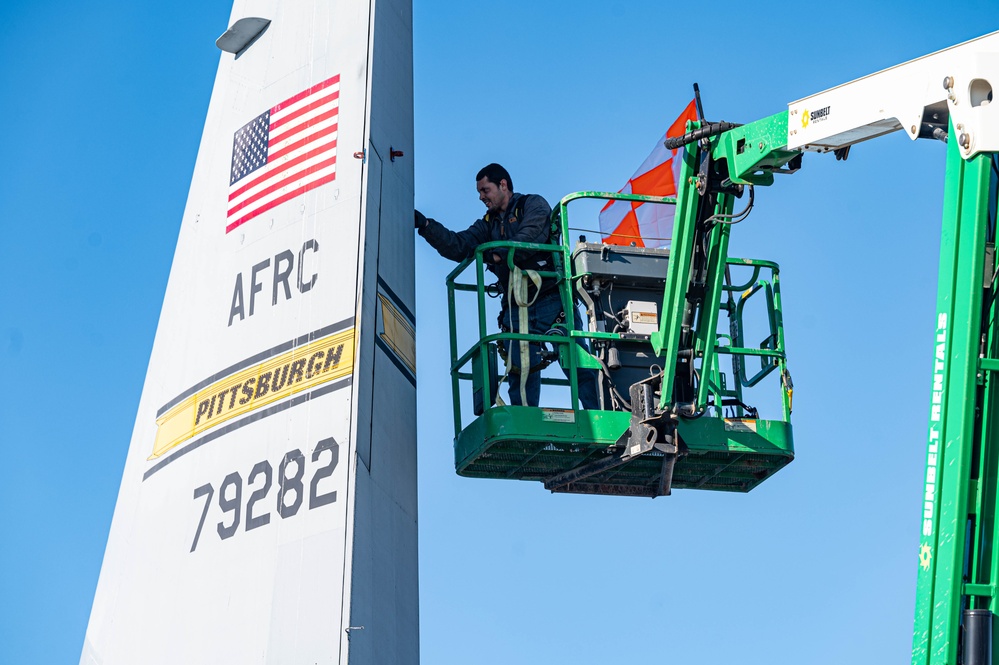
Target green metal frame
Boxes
[911,128,999,665]
[440,92,999,657]
[444,175,795,496]
[682,111,999,663]
[677,111,999,662]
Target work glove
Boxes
[414,210,428,230]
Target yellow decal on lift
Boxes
[541,408,575,424]
[151,328,355,459]
[723,419,757,433]
[919,544,932,571]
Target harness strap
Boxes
[507,265,541,405]
[489,194,549,406]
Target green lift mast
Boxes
[443,32,999,663]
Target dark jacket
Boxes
[419,193,557,299]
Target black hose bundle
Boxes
[664,121,742,150]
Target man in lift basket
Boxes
[415,163,599,409]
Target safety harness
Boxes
[505,265,542,404]
[489,195,566,405]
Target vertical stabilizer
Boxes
[81,1,416,663]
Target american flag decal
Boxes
[227,74,340,233]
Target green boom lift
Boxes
[443,32,999,664]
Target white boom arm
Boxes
[786,30,999,159]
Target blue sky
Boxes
[1,1,997,663]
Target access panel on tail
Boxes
[81,1,417,663]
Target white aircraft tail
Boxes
[81,1,417,663]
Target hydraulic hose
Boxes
[664,121,742,150]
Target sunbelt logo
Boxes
[801,106,831,128]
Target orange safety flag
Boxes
[599,100,698,248]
